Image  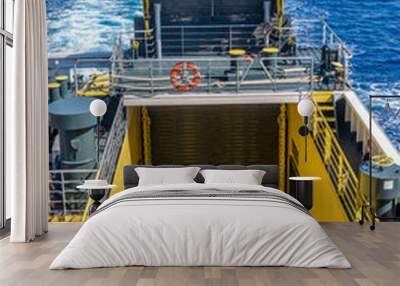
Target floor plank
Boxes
[0,222,399,286]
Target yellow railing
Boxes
[49,215,83,222]
[311,99,370,221]
[142,0,152,37]
[278,104,287,191]
[142,107,152,165]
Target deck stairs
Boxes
[311,91,370,221]
[314,90,398,174]
[313,91,338,134]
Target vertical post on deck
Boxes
[229,26,232,51]
[264,1,271,46]
[155,3,162,59]
[344,50,349,86]
[74,63,78,95]
[236,59,240,93]
[181,26,185,56]
[322,21,327,46]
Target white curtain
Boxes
[7,0,49,242]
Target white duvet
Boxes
[50,183,351,269]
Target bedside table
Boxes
[289,177,321,210]
[77,180,116,215]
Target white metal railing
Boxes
[161,24,262,56]
[266,20,351,70]
[291,19,351,82]
[111,55,316,95]
[50,99,125,218]
[289,19,350,51]
[108,19,350,94]
[49,169,97,216]
[115,29,157,59]
[67,29,156,95]
[158,20,351,61]
[65,19,351,96]
[97,97,126,185]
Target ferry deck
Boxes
[47,0,400,225]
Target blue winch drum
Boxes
[359,162,400,217]
[49,97,98,180]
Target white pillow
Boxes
[200,169,266,185]
[135,167,201,186]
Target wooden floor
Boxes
[0,222,399,286]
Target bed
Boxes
[50,165,351,269]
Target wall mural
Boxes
[44,0,400,224]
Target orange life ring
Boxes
[170,62,201,91]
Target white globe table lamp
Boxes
[89,99,107,165]
[297,98,314,117]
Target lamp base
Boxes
[88,188,106,215]
[88,201,102,216]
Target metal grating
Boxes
[148,104,279,165]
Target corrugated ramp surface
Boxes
[148,105,279,165]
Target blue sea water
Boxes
[46,0,142,54]
[46,0,400,150]
[286,0,400,149]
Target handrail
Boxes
[113,28,157,60]
[48,169,98,216]
[111,56,316,95]
[159,20,350,53]
[161,24,261,57]
[292,19,349,49]
[81,98,126,221]
[292,19,351,83]
[264,19,352,57]
[108,19,350,91]
[49,169,97,174]
[322,24,351,57]
[311,98,369,220]
[118,29,155,34]
[162,24,259,29]
[112,55,313,63]
[97,97,126,184]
